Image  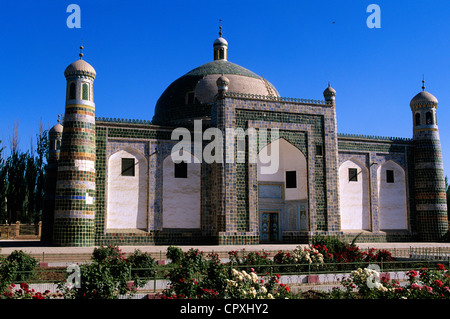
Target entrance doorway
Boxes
[260,211,280,242]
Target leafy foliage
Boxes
[0,127,48,224]
[58,245,155,299]
[162,247,293,299]
[0,250,37,294]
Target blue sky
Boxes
[1,0,449,178]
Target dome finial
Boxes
[213,21,228,61]
[323,81,336,103]
[79,41,84,60]
[422,74,425,91]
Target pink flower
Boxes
[411,283,421,290]
[422,285,433,293]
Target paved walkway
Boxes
[2,239,450,255]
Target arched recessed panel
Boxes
[258,138,307,200]
[107,149,148,230]
[339,159,370,230]
[377,161,407,230]
[163,151,201,229]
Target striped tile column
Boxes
[53,50,96,246]
[41,121,63,244]
[410,85,448,242]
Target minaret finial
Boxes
[422,74,425,91]
[79,41,84,60]
[219,19,223,37]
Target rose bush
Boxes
[330,263,450,299]
[162,248,293,299]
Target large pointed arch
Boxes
[338,158,370,230]
[377,160,407,230]
[106,148,148,230]
[257,138,307,200]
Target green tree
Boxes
[34,125,48,223]
[1,120,48,224]
[5,151,27,223]
[23,152,37,223]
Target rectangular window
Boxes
[348,168,358,182]
[82,83,89,100]
[186,92,195,104]
[315,144,323,156]
[121,158,135,176]
[285,171,297,188]
[386,170,394,183]
[174,161,188,178]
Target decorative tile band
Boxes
[56,180,95,190]
[54,210,95,219]
[64,113,96,124]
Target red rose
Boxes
[437,264,445,271]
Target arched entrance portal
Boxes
[257,138,308,243]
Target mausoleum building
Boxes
[41,32,448,246]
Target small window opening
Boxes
[174,161,188,178]
[426,111,433,125]
[186,92,195,104]
[82,83,89,100]
[121,158,135,176]
[69,82,76,100]
[415,113,421,126]
[348,168,358,182]
[386,170,394,183]
[285,171,297,188]
[316,144,323,156]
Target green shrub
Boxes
[166,246,184,264]
[58,245,149,299]
[5,250,37,282]
[128,249,157,282]
[0,256,18,293]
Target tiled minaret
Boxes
[53,45,97,246]
[410,79,448,241]
[41,117,63,243]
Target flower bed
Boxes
[2,237,450,299]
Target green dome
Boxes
[152,60,278,126]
